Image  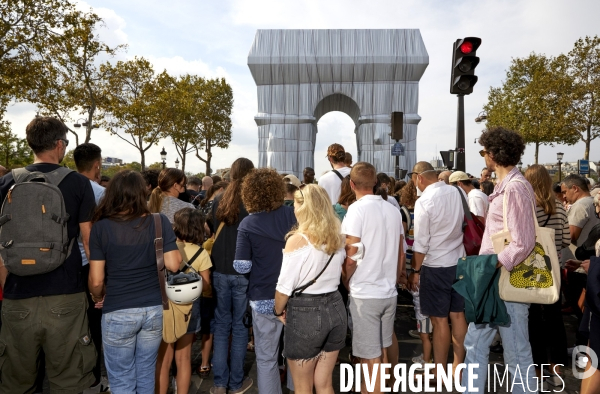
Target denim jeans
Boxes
[212,272,249,390]
[462,301,538,394]
[102,305,163,394]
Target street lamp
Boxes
[175,158,180,169]
[518,160,523,171]
[474,111,487,124]
[160,147,167,169]
[73,118,99,129]
[557,152,564,182]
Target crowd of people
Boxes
[0,117,599,394]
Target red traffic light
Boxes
[460,42,473,54]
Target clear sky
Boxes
[5,0,600,178]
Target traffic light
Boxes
[450,37,481,95]
[390,111,403,141]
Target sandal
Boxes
[197,365,211,378]
[247,342,255,352]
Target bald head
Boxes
[411,161,437,181]
[202,176,213,191]
[438,171,452,184]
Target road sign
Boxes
[391,142,404,156]
[579,159,590,175]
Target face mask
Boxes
[416,184,423,197]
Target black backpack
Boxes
[0,167,74,276]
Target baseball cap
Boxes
[283,174,302,188]
[448,171,470,183]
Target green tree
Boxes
[21,10,125,145]
[158,73,201,172]
[101,58,167,170]
[484,53,575,163]
[0,0,77,114]
[101,162,142,178]
[192,78,233,175]
[0,119,33,168]
[555,36,600,160]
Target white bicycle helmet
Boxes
[166,268,202,305]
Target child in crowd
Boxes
[155,208,212,394]
[410,288,433,369]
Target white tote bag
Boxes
[491,179,560,304]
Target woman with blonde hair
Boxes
[273,185,347,394]
[148,168,195,223]
[524,164,569,385]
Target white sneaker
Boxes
[411,354,433,371]
[576,353,589,369]
[172,376,178,394]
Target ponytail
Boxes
[148,186,164,213]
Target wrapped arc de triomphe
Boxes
[247,29,429,178]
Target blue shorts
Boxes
[186,298,201,334]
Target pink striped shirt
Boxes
[479,167,536,271]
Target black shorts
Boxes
[420,265,464,318]
[283,291,348,360]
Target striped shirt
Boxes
[535,201,570,256]
[479,168,536,271]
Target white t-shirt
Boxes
[319,167,351,204]
[276,235,344,296]
[386,196,401,211]
[468,188,489,219]
[413,182,465,268]
[341,194,403,299]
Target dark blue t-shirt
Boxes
[89,214,177,313]
[235,206,297,301]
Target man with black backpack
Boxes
[0,117,97,393]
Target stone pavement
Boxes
[184,291,584,394]
[42,292,585,393]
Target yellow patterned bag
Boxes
[491,179,560,304]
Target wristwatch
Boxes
[273,307,285,317]
[412,268,421,274]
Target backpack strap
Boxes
[332,170,344,181]
[43,167,74,186]
[12,168,34,184]
[11,167,74,185]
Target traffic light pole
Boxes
[455,94,466,172]
[395,142,400,179]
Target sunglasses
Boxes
[58,139,69,147]
[479,150,487,157]
[407,169,437,178]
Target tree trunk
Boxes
[206,139,212,175]
[85,107,95,144]
[181,153,186,172]
[585,125,591,160]
[534,142,540,164]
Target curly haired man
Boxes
[462,127,538,393]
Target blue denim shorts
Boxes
[186,298,201,334]
[283,291,347,360]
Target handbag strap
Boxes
[543,213,551,228]
[214,221,225,243]
[501,178,538,232]
[291,252,336,297]
[181,247,204,274]
[153,213,169,310]
[453,185,473,222]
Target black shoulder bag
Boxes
[291,253,336,297]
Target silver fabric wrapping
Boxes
[248,29,429,178]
